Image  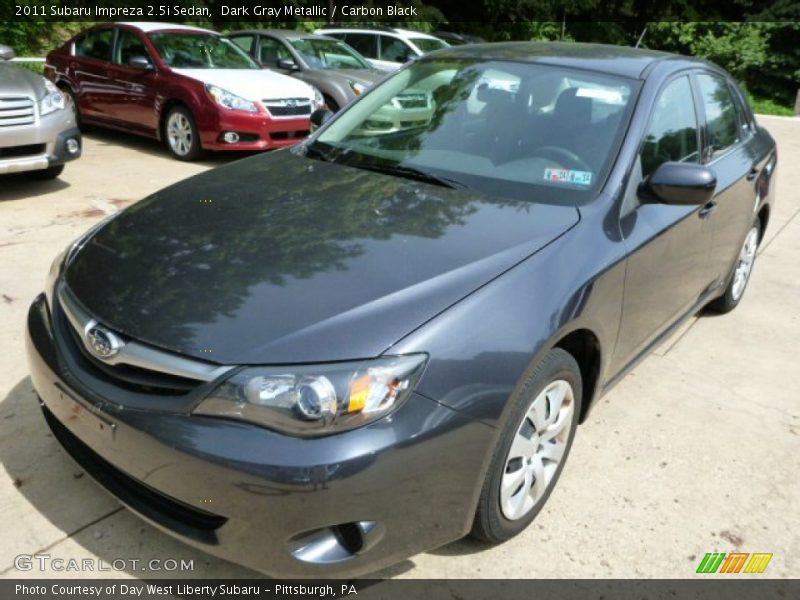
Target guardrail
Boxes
[10,57,46,63]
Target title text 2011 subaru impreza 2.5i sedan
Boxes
[26,43,776,577]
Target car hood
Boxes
[0,63,46,99]
[64,150,579,365]
[173,68,314,101]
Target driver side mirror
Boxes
[639,162,717,206]
[128,55,154,70]
[0,45,15,61]
[277,57,298,71]
[310,108,334,132]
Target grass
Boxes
[746,93,795,117]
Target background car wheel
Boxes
[31,165,64,180]
[164,106,203,161]
[707,217,761,314]
[472,348,582,543]
[323,94,340,112]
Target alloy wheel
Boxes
[167,112,193,157]
[731,226,759,301]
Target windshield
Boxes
[310,58,638,205]
[149,33,258,69]
[411,38,449,53]
[290,38,372,70]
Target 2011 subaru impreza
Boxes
[26,42,776,577]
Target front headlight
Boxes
[40,79,65,116]
[193,354,427,436]
[205,84,258,113]
[349,81,367,96]
[312,87,325,111]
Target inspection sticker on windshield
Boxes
[544,168,593,186]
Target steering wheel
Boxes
[535,146,592,173]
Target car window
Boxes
[258,37,291,66]
[696,73,740,160]
[728,82,754,139]
[75,29,114,62]
[380,36,414,62]
[314,58,637,206]
[114,29,150,66]
[148,33,258,69]
[641,76,700,178]
[342,34,377,59]
[410,37,449,53]
[289,38,372,70]
[229,35,254,53]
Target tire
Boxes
[164,106,203,161]
[31,164,64,180]
[707,217,761,314]
[472,348,582,543]
[323,94,340,113]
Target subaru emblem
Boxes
[85,325,123,359]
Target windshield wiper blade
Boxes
[357,163,466,189]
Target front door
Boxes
[613,74,714,372]
[106,28,159,135]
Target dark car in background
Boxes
[45,22,323,160]
[227,29,384,112]
[27,42,776,577]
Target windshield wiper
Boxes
[356,163,467,190]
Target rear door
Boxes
[72,27,116,120]
[693,71,764,289]
[106,28,159,134]
[613,74,714,372]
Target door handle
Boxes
[746,167,758,182]
[699,201,717,218]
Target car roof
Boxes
[231,29,338,42]
[117,22,215,35]
[435,41,701,80]
[319,27,442,40]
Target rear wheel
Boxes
[707,217,761,314]
[472,348,582,543]
[164,106,203,161]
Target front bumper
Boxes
[25,294,495,577]
[197,107,310,152]
[0,108,81,175]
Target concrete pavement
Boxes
[1,118,797,579]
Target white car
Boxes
[314,28,448,72]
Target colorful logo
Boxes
[696,552,773,574]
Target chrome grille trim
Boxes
[0,96,35,127]
[57,283,234,383]
[262,97,312,118]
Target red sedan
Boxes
[45,22,324,160]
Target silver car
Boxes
[0,45,81,179]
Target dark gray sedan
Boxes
[227,29,383,111]
[27,42,776,578]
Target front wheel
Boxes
[164,106,203,161]
[472,348,582,543]
[707,218,761,314]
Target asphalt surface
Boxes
[1,118,798,579]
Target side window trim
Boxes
[113,28,153,67]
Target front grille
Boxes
[0,143,45,158]
[58,307,202,396]
[263,98,312,117]
[395,93,429,109]
[43,405,227,543]
[0,96,35,127]
[269,130,309,141]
